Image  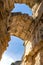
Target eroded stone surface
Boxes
[0,1,43,65]
[0,12,32,59]
[21,14,43,65]
[8,12,32,40]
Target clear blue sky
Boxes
[0,4,32,65]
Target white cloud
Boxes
[0,54,14,65]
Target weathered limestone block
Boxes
[21,41,43,65]
[21,55,32,65]
[24,41,33,56]
[40,48,43,65]
[23,19,43,57]
[7,12,32,40]
[4,0,14,11]
[21,14,43,65]
[0,18,10,59]
[0,0,14,12]
[32,1,43,19]
[32,47,43,65]
[0,41,8,59]
[25,56,32,65]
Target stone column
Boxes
[0,17,10,60]
[32,46,43,65]
[21,41,33,65]
[21,40,43,65]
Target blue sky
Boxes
[0,4,32,65]
[12,4,32,15]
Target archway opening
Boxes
[0,3,32,65]
[0,36,24,65]
[12,3,32,16]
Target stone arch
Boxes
[7,12,32,41]
[0,12,32,60]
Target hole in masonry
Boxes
[11,3,32,16]
[0,36,24,65]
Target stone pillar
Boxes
[21,56,32,65]
[21,41,33,65]
[21,40,43,65]
[0,18,10,60]
[32,47,43,65]
[40,48,43,65]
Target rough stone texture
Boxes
[8,12,32,40]
[0,1,43,65]
[32,47,43,65]
[21,13,43,65]
[0,12,32,59]
[32,1,43,19]
[0,17,10,59]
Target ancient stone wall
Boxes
[0,12,32,59]
[0,1,43,65]
[21,14,43,65]
[0,18,10,59]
